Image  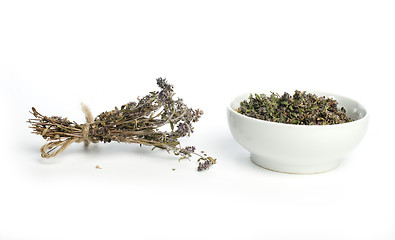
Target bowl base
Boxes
[250,154,341,174]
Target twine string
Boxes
[40,103,94,158]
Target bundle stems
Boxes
[28,78,216,171]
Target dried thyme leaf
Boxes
[237,90,354,125]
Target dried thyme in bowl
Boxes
[28,78,216,171]
[237,90,354,125]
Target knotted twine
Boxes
[40,103,95,158]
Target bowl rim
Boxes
[227,89,369,128]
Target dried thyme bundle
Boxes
[28,78,216,171]
[237,90,354,125]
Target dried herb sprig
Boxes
[28,78,216,171]
[237,90,354,125]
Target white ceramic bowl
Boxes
[227,90,369,174]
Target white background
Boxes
[0,0,394,239]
